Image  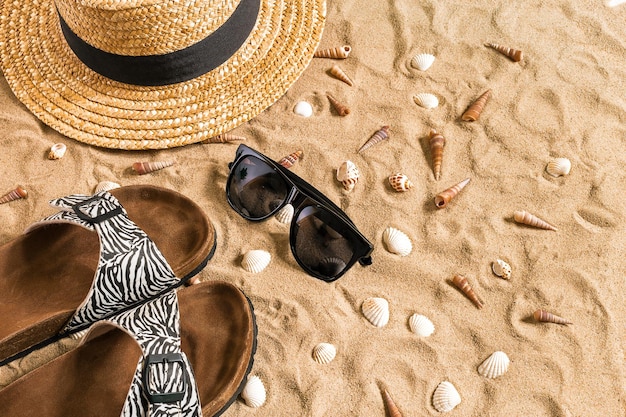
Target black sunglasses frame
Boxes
[226,144,373,281]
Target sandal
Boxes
[0,185,216,365]
[0,281,257,416]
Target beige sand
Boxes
[1,0,625,415]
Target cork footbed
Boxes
[0,281,257,416]
[0,185,216,365]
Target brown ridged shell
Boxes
[278,150,304,169]
[485,43,523,62]
[358,126,390,153]
[434,178,470,208]
[329,64,354,86]
[513,210,557,231]
[132,161,175,175]
[533,309,572,325]
[327,94,350,116]
[428,129,446,180]
[452,274,484,309]
[0,186,28,204]
[382,389,403,417]
[462,90,492,122]
[314,45,352,59]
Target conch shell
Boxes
[329,64,354,86]
[358,125,390,153]
[382,389,403,417]
[327,94,350,116]
[485,43,523,62]
[462,90,492,122]
[200,133,246,144]
[278,150,303,169]
[513,210,557,231]
[48,143,67,160]
[132,161,175,175]
[428,129,446,180]
[388,173,414,192]
[434,178,470,208]
[336,160,360,192]
[452,274,484,309]
[0,185,28,204]
[314,45,351,59]
[533,309,572,325]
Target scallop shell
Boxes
[314,45,352,59]
[132,161,174,175]
[361,297,390,328]
[241,250,271,273]
[294,101,313,117]
[336,160,360,192]
[485,43,523,62]
[278,150,304,168]
[413,93,439,109]
[411,53,435,71]
[382,389,404,417]
[48,143,67,160]
[389,173,414,192]
[513,210,557,231]
[94,181,121,193]
[478,351,510,379]
[275,204,294,224]
[327,94,350,116]
[241,375,266,408]
[358,125,390,153]
[429,129,446,181]
[533,309,572,325]
[452,274,484,309]
[434,178,470,208]
[546,158,571,177]
[330,64,354,86]
[200,133,246,144]
[312,343,337,364]
[491,259,511,280]
[382,227,412,256]
[0,186,28,204]
[408,314,435,337]
[432,381,461,413]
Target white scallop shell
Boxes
[545,157,571,177]
[94,181,121,193]
[361,297,390,328]
[382,227,412,256]
[241,375,266,408]
[432,381,461,413]
[413,93,439,109]
[241,250,271,273]
[275,204,294,224]
[478,351,510,379]
[408,314,435,337]
[312,342,337,364]
[491,259,511,279]
[294,101,313,117]
[411,53,435,71]
[48,143,67,160]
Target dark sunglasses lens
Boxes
[228,156,290,219]
[293,205,359,279]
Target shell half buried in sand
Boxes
[408,314,435,337]
[312,343,337,364]
[478,351,510,379]
[383,227,412,256]
[241,250,271,273]
[361,297,390,328]
[432,381,461,412]
[413,93,439,109]
[48,143,67,160]
[241,375,266,408]
[94,181,121,193]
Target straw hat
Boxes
[0,0,326,149]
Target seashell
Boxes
[533,309,572,325]
[382,389,404,417]
[452,274,484,309]
[382,227,412,257]
[410,53,435,71]
[314,45,352,59]
[327,94,350,116]
[388,173,414,192]
[329,64,354,86]
[361,297,390,328]
[241,249,271,273]
[491,259,512,280]
[428,129,446,181]
[546,158,571,177]
[432,381,461,413]
[408,314,435,337]
[462,89,492,122]
[336,160,360,192]
[200,133,246,144]
[94,181,121,193]
[606,0,626,6]
[48,143,67,160]
[513,210,557,231]
[434,178,470,208]
[478,351,510,379]
[69,327,90,340]
[294,101,313,117]
[358,125,390,153]
[485,42,523,62]
[318,257,347,277]
[132,161,175,175]
[0,186,28,204]
[278,150,304,169]
[413,93,439,109]
[274,203,294,224]
[241,375,266,408]
[312,343,337,364]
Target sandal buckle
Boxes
[142,353,187,404]
[72,195,123,223]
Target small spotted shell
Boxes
[408,314,435,337]
[411,53,435,71]
[413,93,439,109]
[389,173,414,192]
[477,351,510,379]
[382,227,412,256]
[275,204,294,224]
[241,250,271,273]
[432,381,461,413]
[312,343,337,364]
[48,143,67,160]
[94,181,121,193]
[361,297,390,328]
[336,160,360,192]
[241,375,266,408]
[546,158,571,177]
[491,259,511,279]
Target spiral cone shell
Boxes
[278,150,303,169]
[274,204,294,224]
[314,45,351,59]
[434,178,470,208]
[432,381,461,413]
[241,375,266,408]
[383,227,412,256]
[48,143,67,159]
[413,93,439,109]
[462,90,492,122]
[312,343,337,364]
[389,173,414,192]
[513,210,557,231]
[478,351,510,379]
[241,250,271,273]
[361,297,390,328]
[327,94,350,116]
[546,158,571,177]
[382,389,403,417]
[329,64,354,86]
[485,43,523,62]
[410,53,435,71]
[533,309,572,325]
[336,160,360,192]
[358,125,390,153]
[94,181,121,193]
[452,274,484,309]
[132,160,175,175]
[409,314,435,337]
[201,133,246,144]
[0,186,28,204]
[428,129,445,180]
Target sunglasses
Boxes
[226,144,374,281]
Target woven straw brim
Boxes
[0,0,326,150]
